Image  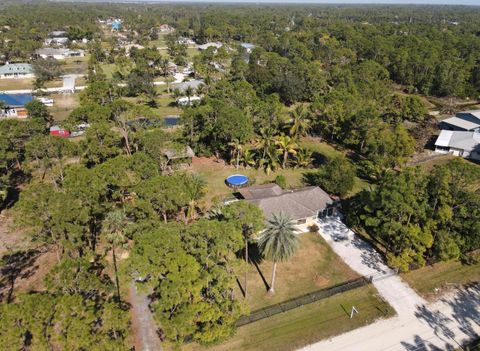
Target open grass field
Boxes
[180,285,394,351]
[240,232,360,311]
[48,93,80,121]
[0,78,35,91]
[123,93,181,117]
[402,254,480,300]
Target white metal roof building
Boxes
[435,130,480,161]
[440,110,480,132]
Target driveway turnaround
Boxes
[301,216,480,351]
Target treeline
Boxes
[347,160,480,272]
[2,3,480,98]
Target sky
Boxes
[130,0,480,5]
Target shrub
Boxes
[275,174,286,189]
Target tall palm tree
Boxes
[184,86,194,106]
[255,128,276,159]
[275,135,298,169]
[288,105,311,139]
[258,213,299,294]
[103,210,128,304]
[228,139,243,169]
[184,174,207,222]
[257,144,279,175]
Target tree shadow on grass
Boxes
[248,243,270,292]
[0,249,41,303]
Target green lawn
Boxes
[402,255,480,300]
[241,232,360,311]
[47,93,80,121]
[181,285,394,351]
[0,78,35,90]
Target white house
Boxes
[198,42,223,51]
[44,37,69,46]
[435,130,480,161]
[177,96,201,106]
[0,63,35,79]
[35,48,85,60]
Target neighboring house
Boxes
[434,130,480,161]
[159,24,174,33]
[177,96,201,106]
[162,145,195,169]
[439,110,480,132]
[35,48,85,60]
[240,43,256,53]
[177,37,195,45]
[0,63,35,79]
[198,42,223,51]
[111,20,122,31]
[44,37,69,46]
[49,31,67,37]
[237,184,336,226]
[172,79,204,93]
[0,94,34,119]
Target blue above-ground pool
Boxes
[225,174,249,188]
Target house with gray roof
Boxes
[172,79,204,93]
[0,63,34,79]
[238,184,336,226]
[440,110,480,132]
[434,130,480,161]
[35,48,85,60]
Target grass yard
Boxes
[192,158,307,205]
[181,285,394,351]
[240,232,360,310]
[0,78,35,91]
[47,93,80,121]
[123,94,181,117]
[402,254,480,300]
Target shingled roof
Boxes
[239,184,333,220]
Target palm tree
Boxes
[103,210,129,304]
[288,105,311,139]
[258,213,299,294]
[255,128,276,159]
[257,144,279,175]
[275,135,298,169]
[295,147,313,168]
[241,149,256,168]
[228,139,243,169]
[184,174,207,222]
[184,86,194,106]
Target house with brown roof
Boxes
[238,184,336,227]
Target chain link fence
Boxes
[236,276,371,326]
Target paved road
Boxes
[300,217,480,351]
[129,282,162,351]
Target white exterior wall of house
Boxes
[0,72,34,79]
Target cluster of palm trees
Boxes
[229,105,314,173]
